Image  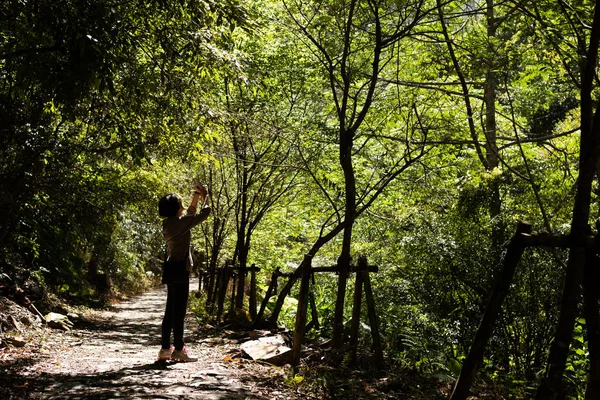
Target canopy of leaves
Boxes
[1,0,597,397]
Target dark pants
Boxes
[161,275,189,350]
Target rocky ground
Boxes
[0,281,315,399]
[0,280,465,400]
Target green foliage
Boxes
[2,0,599,397]
[188,291,211,323]
[562,319,589,399]
[0,0,250,299]
[284,372,304,386]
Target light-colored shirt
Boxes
[162,204,211,271]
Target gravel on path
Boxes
[1,280,308,400]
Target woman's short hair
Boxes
[158,193,181,217]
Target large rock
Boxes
[240,334,292,365]
[44,312,74,331]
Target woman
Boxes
[157,182,210,361]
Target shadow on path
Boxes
[0,280,274,399]
[12,361,262,399]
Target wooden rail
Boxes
[196,254,383,368]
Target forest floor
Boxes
[0,280,466,399]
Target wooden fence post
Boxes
[306,291,320,332]
[451,221,532,400]
[360,257,383,368]
[216,266,231,322]
[292,254,312,365]
[255,267,281,325]
[236,263,246,309]
[349,270,364,365]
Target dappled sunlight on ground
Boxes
[0,280,305,399]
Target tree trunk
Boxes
[584,240,600,399]
[268,223,345,324]
[536,2,600,397]
[292,255,312,365]
[451,222,531,400]
[348,271,364,365]
[234,161,250,309]
[207,218,225,306]
[483,0,505,267]
[536,248,586,400]
[331,131,356,349]
[255,267,280,325]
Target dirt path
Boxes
[1,280,308,399]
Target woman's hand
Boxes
[193,184,209,208]
[194,184,208,197]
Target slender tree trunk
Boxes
[484,0,498,172]
[292,254,313,365]
[268,223,345,324]
[235,168,249,309]
[451,222,531,400]
[536,153,597,399]
[249,263,257,318]
[483,0,505,265]
[482,5,510,371]
[207,218,225,305]
[332,131,356,349]
[536,2,600,397]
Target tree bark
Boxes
[331,135,356,348]
[330,0,359,348]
